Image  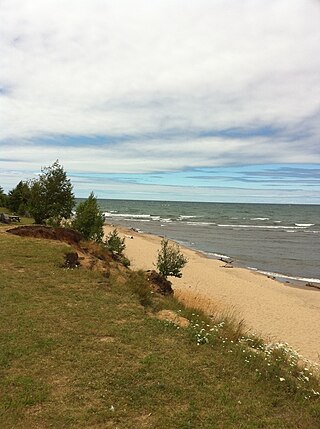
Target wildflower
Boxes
[279,377,285,382]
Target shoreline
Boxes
[173,243,320,291]
[104,223,320,364]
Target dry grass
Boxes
[175,288,247,341]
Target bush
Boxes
[72,192,104,242]
[120,256,131,268]
[156,238,188,279]
[105,229,125,255]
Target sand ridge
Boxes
[104,224,320,363]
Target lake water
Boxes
[86,199,320,285]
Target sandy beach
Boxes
[104,224,320,364]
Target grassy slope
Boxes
[0,232,319,429]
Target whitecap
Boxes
[187,221,214,226]
[217,224,306,229]
[257,270,320,284]
[250,217,269,221]
[295,223,315,227]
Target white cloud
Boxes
[0,0,319,200]
[1,0,319,139]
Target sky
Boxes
[1,0,320,203]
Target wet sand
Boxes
[104,224,320,363]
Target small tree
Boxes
[156,238,187,279]
[0,186,8,207]
[29,161,74,224]
[72,192,104,242]
[7,181,31,215]
[105,229,125,255]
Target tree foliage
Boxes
[7,181,31,215]
[0,186,8,207]
[105,229,126,255]
[72,192,104,242]
[156,238,188,279]
[29,161,74,224]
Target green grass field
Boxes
[0,231,319,428]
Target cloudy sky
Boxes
[1,0,319,203]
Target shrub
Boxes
[105,229,125,255]
[156,238,187,279]
[120,256,131,268]
[72,192,104,242]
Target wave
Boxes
[295,223,315,227]
[196,250,232,260]
[217,224,307,229]
[255,270,320,285]
[250,217,269,221]
[179,215,198,219]
[122,218,151,222]
[186,221,215,226]
[104,212,161,220]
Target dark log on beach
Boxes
[305,282,320,291]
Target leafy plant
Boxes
[72,192,104,242]
[156,238,187,279]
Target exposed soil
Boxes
[146,270,173,295]
[8,225,82,247]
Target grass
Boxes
[0,232,319,428]
[0,206,33,226]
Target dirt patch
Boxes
[8,225,82,247]
[146,270,173,295]
[99,336,115,343]
[155,310,190,328]
[61,252,80,269]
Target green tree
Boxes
[7,181,31,215]
[0,186,8,207]
[29,160,74,224]
[156,238,188,279]
[72,192,104,242]
[105,229,126,255]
